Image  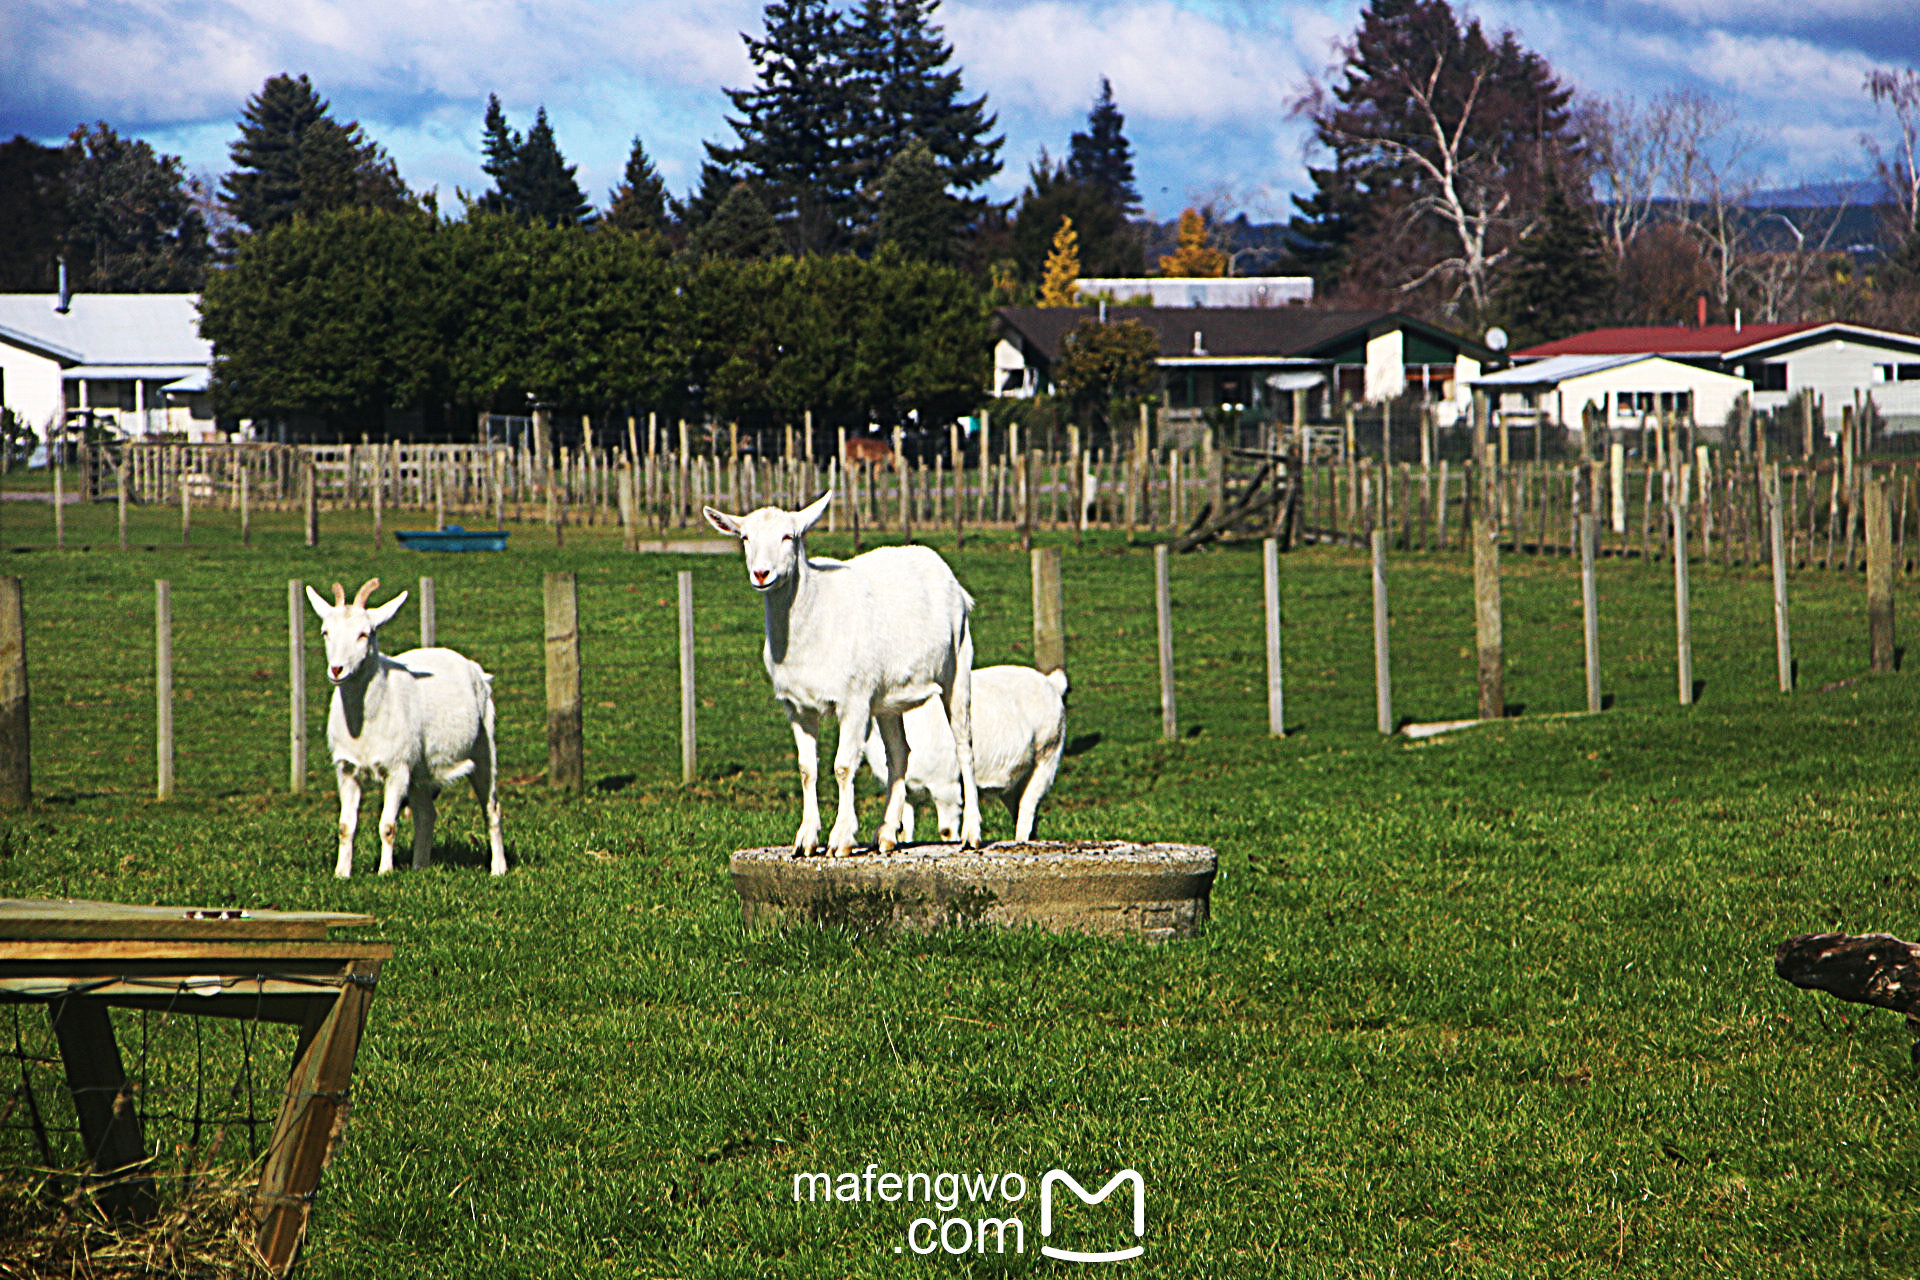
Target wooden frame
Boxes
[0,898,392,1276]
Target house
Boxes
[1472,354,1753,437]
[0,293,217,442]
[1515,320,1920,432]
[1073,276,1314,308]
[993,306,1492,425]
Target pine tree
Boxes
[1490,176,1613,349]
[223,73,408,235]
[692,182,783,259]
[1011,151,1142,283]
[1159,207,1227,277]
[1039,217,1081,306]
[517,108,593,226]
[606,136,671,236]
[64,123,211,291]
[842,0,1002,238]
[0,136,70,290]
[876,139,957,261]
[479,94,523,215]
[1066,78,1138,215]
[708,0,855,254]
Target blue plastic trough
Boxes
[393,525,510,552]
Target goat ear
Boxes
[703,506,743,538]
[795,491,832,533]
[367,591,409,632]
[305,585,334,620]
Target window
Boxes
[1902,364,1920,382]
[1749,361,1787,391]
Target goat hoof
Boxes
[877,834,898,853]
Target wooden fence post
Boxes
[1672,473,1694,706]
[1372,528,1393,734]
[419,576,437,649]
[155,579,173,800]
[53,465,64,549]
[117,458,129,551]
[1155,544,1176,740]
[1263,537,1285,737]
[1580,512,1601,714]
[303,460,318,547]
[1473,495,1504,719]
[180,472,191,547]
[0,576,29,808]
[1867,473,1896,673]
[679,570,697,785]
[239,462,251,547]
[288,580,306,795]
[1031,546,1064,674]
[1769,464,1794,691]
[543,571,582,792]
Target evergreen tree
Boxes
[673,161,744,240]
[1011,151,1141,283]
[517,108,594,226]
[1159,207,1227,277]
[842,0,1002,238]
[1066,78,1138,216]
[478,94,523,215]
[708,0,855,254]
[1040,217,1081,306]
[692,182,783,259]
[63,123,211,291]
[222,73,409,235]
[606,136,671,236]
[876,139,957,261]
[0,136,69,291]
[1490,176,1612,349]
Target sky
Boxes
[2,0,1915,225]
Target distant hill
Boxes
[1746,179,1886,208]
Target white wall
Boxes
[1565,361,1752,429]
[0,343,64,436]
[1751,337,1910,422]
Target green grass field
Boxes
[2,492,1917,1277]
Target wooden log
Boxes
[288,580,306,796]
[1263,537,1285,737]
[679,570,697,785]
[0,576,28,808]
[544,571,582,792]
[1867,473,1895,673]
[1775,931,1920,1058]
[1155,544,1176,740]
[155,579,173,800]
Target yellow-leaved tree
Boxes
[1039,216,1081,306]
[1159,207,1227,277]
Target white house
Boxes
[0,293,216,442]
[1073,277,1314,308]
[1473,354,1753,434]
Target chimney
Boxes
[1192,329,1206,355]
[55,256,70,314]
[1735,308,1742,333]
[1697,293,1707,328]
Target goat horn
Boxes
[331,582,346,607]
[352,578,380,608]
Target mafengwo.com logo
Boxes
[791,1164,1146,1261]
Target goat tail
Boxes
[1046,668,1069,697]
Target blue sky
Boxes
[2,0,1913,223]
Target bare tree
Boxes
[1582,93,1677,261]
[1865,68,1920,237]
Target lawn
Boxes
[1,491,1916,1277]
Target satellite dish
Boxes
[1485,327,1509,352]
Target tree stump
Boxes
[1775,931,1920,1060]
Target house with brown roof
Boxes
[994,306,1494,427]
[1515,321,1920,431]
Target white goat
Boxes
[704,492,981,855]
[305,579,505,877]
[863,666,1068,843]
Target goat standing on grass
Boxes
[864,665,1069,842]
[705,492,981,855]
[306,579,506,877]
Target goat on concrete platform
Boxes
[705,492,980,855]
[864,666,1068,842]
[305,578,505,877]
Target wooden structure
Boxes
[0,898,391,1275]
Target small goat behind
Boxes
[863,665,1068,842]
[306,579,505,877]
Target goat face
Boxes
[705,492,831,592]
[306,579,409,684]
